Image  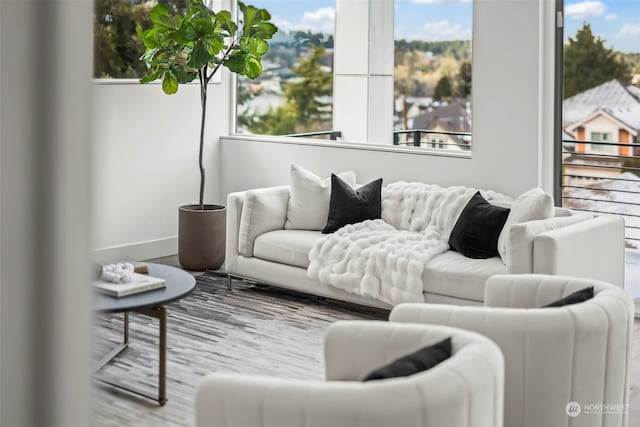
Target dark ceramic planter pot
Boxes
[178,204,226,271]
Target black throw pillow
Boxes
[543,286,594,307]
[448,191,510,259]
[363,337,452,381]
[322,174,383,234]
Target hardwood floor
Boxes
[93,257,640,426]
[92,268,388,426]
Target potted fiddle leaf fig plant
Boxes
[138,0,277,270]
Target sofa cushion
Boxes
[238,186,290,257]
[448,191,510,259]
[362,337,452,381]
[543,286,594,307]
[323,175,383,234]
[497,188,554,264]
[285,165,357,231]
[423,251,507,301]
[253,229,323,269]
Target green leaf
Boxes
[244,56,262,79]
[246,38,269,56]
[192,17,214,36]
[252,22,277,39]
[188,41,211,69]
[172,66,196,84]
[241,4,259,30]
[162,73,179,94]
[150,4,169,23]
[260,9,271,21]
[205,35,224,56]
[224,53,247,74]
[139,70,161,84]
[216,10,232,22]
[190,0,211,16]
[221,20,237,37]
[178,22,198,41]
[136,25,145,42]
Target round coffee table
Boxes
[94,263,196,405]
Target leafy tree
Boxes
[434,75,453,101]
[248,46,333,134]
[94,0,189,78]
[456,61,472,99]
[564,23,631,98]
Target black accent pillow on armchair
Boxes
[363,337,452,381]
[543,287,594,307]
[322,174,383,234]
[448,191,510,259]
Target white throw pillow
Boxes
[285,164,357,230]
[497,188,554,264]
[238,186,290,257]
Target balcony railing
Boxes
[562,138,640,247]
[393,129,472,150]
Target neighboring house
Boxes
[563,80,640,183]
[564,79,640,156]
[410,100,472,151]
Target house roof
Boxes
[412,101,471,132]
[567,107,639,137]
[563,80,640,132]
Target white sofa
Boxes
[226,185,625,308]
[195,320,505,427]
[390,274,634,427]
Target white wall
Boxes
[93,0,557,260]
[221,0,553,198]
[92,78,230,261]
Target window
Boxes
[557,0,640,295]
[589,131,616,154]
[235,0,335,137]
[93,0,191,79]
[393,0,473,151]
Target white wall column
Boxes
[334,0,394,144]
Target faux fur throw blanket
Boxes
[307,182,509,305]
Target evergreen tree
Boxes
[456,61,472,99]
[434,75,453,101]
[563,23,631,98]
[249,46,333,134]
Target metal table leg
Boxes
[94,307,168,406]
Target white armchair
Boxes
[195,321,504,427]
[390,274,634,427]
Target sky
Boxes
[246,0,639,53]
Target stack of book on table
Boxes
[94,273,165,297]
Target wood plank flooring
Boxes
[92,270,388,426]
[93,259,640,426]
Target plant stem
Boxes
[198,67,207,210]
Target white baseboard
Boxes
[93,237,177,263]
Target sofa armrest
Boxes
[533,215,625,287]
[195,322,504,427]
[195,373,366,427]
[225,191,245,274]
[506,214,592,273]
[234,186,289,258]
[323,320,454,381]
[483,274,615,308]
